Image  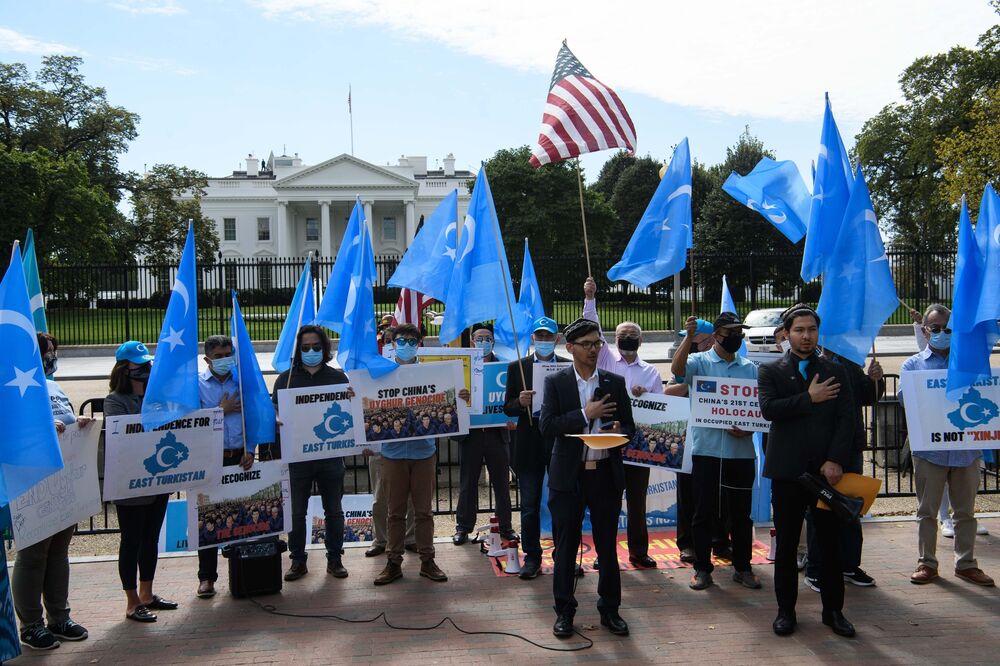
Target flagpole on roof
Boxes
[348,85,354,157]
[575,158,592,277]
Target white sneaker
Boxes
[976,523,990,536]
[941,519,955,538]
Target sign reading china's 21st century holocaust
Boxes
[689,376,770,433]
[277,383,368,462]
[900,369,1000,451]
[103,409,223,501]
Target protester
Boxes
[671,313,760,591]
[899,304,994,587]
[195,335,254,598]
[453,326,515,545]
[582,277,661,568]
[11,333,91,650]
[105,341,177,623]
[503,316,569,580]
[758,305,856,637]
[541,317,635,638]
[272,325,350,581]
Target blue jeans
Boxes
[517,462,546,564]
[288,458,345,564]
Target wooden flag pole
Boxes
[575,158,592,277]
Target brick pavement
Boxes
[10,519,1000,665]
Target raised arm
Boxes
[583,277,610,367]
[670,316,698,379]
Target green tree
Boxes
[937,85,1000,210]
[607,156,662,257]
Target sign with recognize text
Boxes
[277,383,368,462]
[900,368,1000,452]
[623,393,693,474]
[689,376,770,432]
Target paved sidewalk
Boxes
[10,519,1000,665]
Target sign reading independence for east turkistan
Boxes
[900,368,1000,452]
[277,383,368,462]
[103,409,223,501]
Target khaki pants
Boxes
[368,453,414,548]
[383,455,436,564]
[913,456,980,571]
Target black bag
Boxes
[797,473,863,524]
[222,537,288,598]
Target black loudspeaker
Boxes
[222,537,288,598]
[797,473,864,524]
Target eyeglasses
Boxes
[299,344,323,352]
[926,325,952,334]
[571,340,604,351]
[396,338,419,347]
[472,337,494,343]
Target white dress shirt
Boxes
[574,365,609,461]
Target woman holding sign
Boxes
[105,341,178,623]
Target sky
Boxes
[2,0,997,186]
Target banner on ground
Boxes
[277,383,367,462]
[11,422,102,549]
[308,493,374,545]
[690,376,769,432]
[158,499,189,553]
[187,460,290,550]
[531,363,564,414]
[103,409,223,501]
[471,362,516,428]
[900,368,1000,452]
[417,348,485,414]
[623,394,693,474]
[352,361,468,445]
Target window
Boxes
[224,263,238,290]
[223,218,237,241]
[257,217,270,241]
[306,217,319,242]
[382,217,397,242]
[257,259,273,290]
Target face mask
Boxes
[718,332,744,354]
[534,340,556,358]
[779,340,792,353]
[128,364,151,382]
[43,354,58,377]
[394,344,418,362]
[617,336,640,352]
[301,350,324,366]
[211,356,235,376]
[929,330,951,350]
[474,339,494,355]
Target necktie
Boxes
[798,359,809,381]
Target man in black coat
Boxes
[758,306,856,638]
[540,318,635,639]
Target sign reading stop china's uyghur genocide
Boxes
[689,376,770,432]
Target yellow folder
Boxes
[568,433,630,449]
[816,473,882,515]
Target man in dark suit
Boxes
[540,318,635,639]
[503,316,569,580]
[758,305,856,638]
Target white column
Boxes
[363,200,374,237]
[320,200,332,257]
[405,200,416,248]
[276,201,288,257]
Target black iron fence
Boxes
[38,250,956,346]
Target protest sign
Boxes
[471,362,516,428]
[531,362,564,414]
[417,348,485,413]
[11,422,102,549]
[900,369,1000,452]
[690,376,769,432]
[622,393,693,474]
[352,361,468,445]
[158,499,189,553]
[308,493,374,545]
[187,460,290,550]
[277,383,367,463]
[103,409,223,501]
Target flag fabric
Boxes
[496,239,544,358]
[801,94,854,282]
[0,244,63,504]
[272,255,315,372]
[439,167,518,344]
[720,274,748,356]
[392,288,435,326]
[973,184,1000,325]
[721,158,810,244]
[231,291,276,451]
[387,189,459,302]
[529,41,636,168]
[315,198,369,333]
[947,192,1000,400]
[142,223,201,429]
[337,222,397,378]
[21,229,47,333]
[607,138,692,289]
[816,166,898,366]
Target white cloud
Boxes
[249,0,997,122]
[110,55,198,76]
[109,0,186,15]
[0,26,79,55]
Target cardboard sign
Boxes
[900,368,1000,451]
[623,393,693,473]
[187,461,290,550]
[531,362,564,414]
[689,376,769,432]
[471,362,516,428]
[277,383,368,462]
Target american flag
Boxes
[392,288,435,326]
[529,41,636,168]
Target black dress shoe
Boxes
[822,610,856,637]
[772,609,797,636]
[599,611,629,636]
[629,555,657,568]
[679,548,696,564]
[593,558,600,571]
[552,614,574,638]
[365,544,385,557]
[519,560,541,580]
[452,530,469,546]
[575,564,585,577]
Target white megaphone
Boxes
[486,515,505,557]
[504,542,522,574]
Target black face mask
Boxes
[718,332,744,354]
[43,355,58,377]
[128,364,151,382]
[617,336,640,352]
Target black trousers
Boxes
[691,455,755,573]
[198,450,243,582]
[548,461,621,617]
[456,429,513,533]
[115,495,169,590]
[771,479,844,613]
[623,464,650,558]
[805,450,864,577]
[676,471,730,552]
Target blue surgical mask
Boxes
[301,350,324,366]
[534,340,556,358]
[929,330,951,350]
[211,356,235,376]
[474,339,494,355]
[395,344,418,362]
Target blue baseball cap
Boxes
[531,316,558,334]
[678,319,714,337]
[116,341,154,363]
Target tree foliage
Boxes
[937,85,1000,211]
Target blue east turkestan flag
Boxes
[387,189,459,303]
[21,229,47,334]
[439,167,518,344]
[272,254,315,372]
[973,184,1000,327]
[142,223,201,429]
[722,158,810,244]
[315,198,370,333]
[495,239,544,359]
[231,291,277,451]
[801,94,854,282]
[816,166,898,366]
[607,138,692,289]
[720,274,748,356]
[0,243,63,504]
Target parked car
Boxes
[743,308,786,353]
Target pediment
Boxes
[274,154,417,189]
